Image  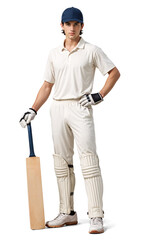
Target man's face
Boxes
[61,21,84,40]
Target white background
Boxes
[0,0,141,239]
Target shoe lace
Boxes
[54,213,67,220]
[91,217,102,225]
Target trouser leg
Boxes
[69,103,104,218]
[50,100,75,214]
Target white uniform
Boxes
[43,37,115,218]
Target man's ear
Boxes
[60,22,64,29]
[81,23,84,30]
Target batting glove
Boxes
[19,108,37,128]
[79,93,103,107]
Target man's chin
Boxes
[68,35,79,40]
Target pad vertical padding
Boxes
[80,153,104,218]
[53,154,71,214]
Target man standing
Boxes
[20,7,120,234]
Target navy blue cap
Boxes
[61,7,83,23]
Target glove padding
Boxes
[19,108,37,128]
[79,93,103,107]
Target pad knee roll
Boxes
[80,153,101,178]
[53,154,69,178]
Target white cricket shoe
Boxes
[89,217,104,234]
[45,212,78,228]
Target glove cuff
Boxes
[29,108,37,115]
[91,93,103,104]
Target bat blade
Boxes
[26,156,45,230]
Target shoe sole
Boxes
[89,229,104,234]
[46,221,78,228]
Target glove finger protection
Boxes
[20,118,27,128]
[79,95,89,105]
[82,101,92,107]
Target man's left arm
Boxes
[79,67,120,107]
[99,67,120,98]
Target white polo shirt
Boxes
[42,37,115,100]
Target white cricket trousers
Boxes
[50,98,104,218]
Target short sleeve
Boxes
[42,51,55,83]
[93,47,115,76]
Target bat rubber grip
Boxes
[27,123,36,157]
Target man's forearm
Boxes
[32,81,53,112]
[99,67,120,98]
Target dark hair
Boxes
[61,22,83,35]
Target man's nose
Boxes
[70,25,75,31]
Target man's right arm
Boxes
[19,81,54,127]
[32,81,54,112]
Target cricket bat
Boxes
[26,122,45,230]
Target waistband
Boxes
[53,97,81,101]
[51,97,81,106]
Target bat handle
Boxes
[27,123,36,157]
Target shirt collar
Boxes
[60,37,85,52]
